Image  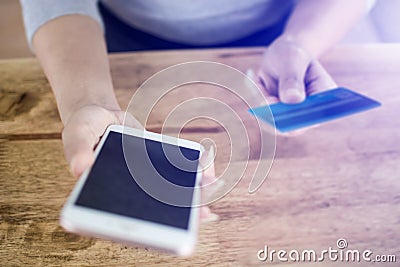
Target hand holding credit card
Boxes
[249,88,381,133]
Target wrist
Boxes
[278,33,321,59]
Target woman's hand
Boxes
[62,105,142,178]
[62,105,219,222]
[258,36,337,104]
[257,0,371,103]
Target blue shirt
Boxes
[20,0,294,47]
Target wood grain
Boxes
[1,46,400,266]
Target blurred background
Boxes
[0,0,399,59]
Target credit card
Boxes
[248,88,381,133]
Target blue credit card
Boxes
[248,88,381,133]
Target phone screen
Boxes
[75,131,200,230]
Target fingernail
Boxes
[207,145,215,165]
[201,212,220,223]
[246,69,256,81]
[201,145,215,175]
[282,88,305,103]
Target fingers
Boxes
[199,146,221,204]
[305,60,337,95]
[258,60,337,104]
[259,66,307,104]
[277,58,308,104]
[63,125,97,178]
[278,76,306,104]
[62,106,144,179]
[258,58,308,104]
[257,70,280,104]
[62,107,117,178]
[198,146,220,223]
[200,206,219,223]
[199,145,216,185]
[258,38,314,104]
[69,149,95,178]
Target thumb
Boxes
[278,65,307,104]
[63,129,96,178]
[69,148,95,178]
[115,111,144,129]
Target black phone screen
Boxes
[75,131,200,230]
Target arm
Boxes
[31,14,216,220]
[33,15,118,124]
[284,0,371,58]
[258,0,371,103]
[33,15,140,177]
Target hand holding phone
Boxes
[61,125,204,256]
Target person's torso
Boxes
[101,0,294,45]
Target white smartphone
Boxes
[60,125,203,256]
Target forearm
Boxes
[33,15,119,125]
[282,0,370,58]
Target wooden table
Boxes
[1,45,399,266]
